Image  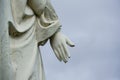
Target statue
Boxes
[0,0,75,80]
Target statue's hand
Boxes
[50,32,75,63]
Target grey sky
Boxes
[40,0,120,80]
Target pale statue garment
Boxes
[0,0,74,80]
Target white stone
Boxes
[0,0,74,80]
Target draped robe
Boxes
[0,0,61,80]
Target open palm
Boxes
[50,31,75,63]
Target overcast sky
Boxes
[40,0,120,80]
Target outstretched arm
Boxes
[50,30,75,63]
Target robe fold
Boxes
[0,0,61,80]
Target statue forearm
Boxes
[28,0,46,17]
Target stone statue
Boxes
[0,0,75,80]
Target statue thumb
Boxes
[66,38,75,47]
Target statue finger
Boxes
[57,47,67,63]
[59,45,68,62]
[53,49,62,61]
[62,43,70,58]
[56,47,64,61]
[66,38,75,47]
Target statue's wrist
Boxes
[50,27,61,39]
